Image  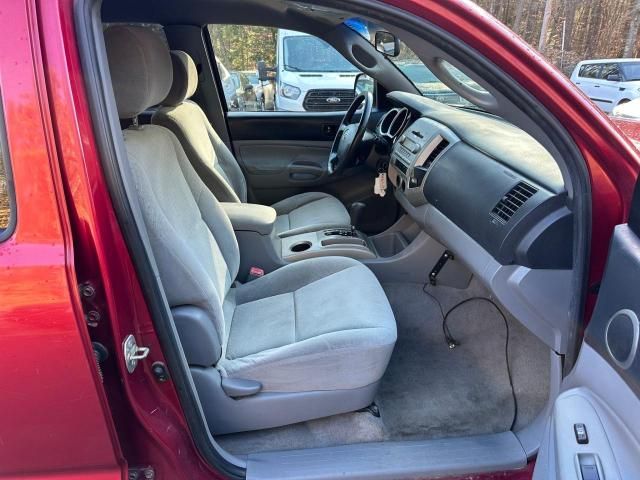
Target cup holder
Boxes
[290,241,312,253]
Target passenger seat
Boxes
[152,50,351,238]
[104,25,396,434]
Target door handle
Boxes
[288,161,325,181]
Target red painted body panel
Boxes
[34,1,222,478]
[1,0,638,479]
[0,1,122,478]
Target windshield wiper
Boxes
[284,64,302,71]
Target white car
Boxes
[570,58,640,113]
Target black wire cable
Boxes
[422,285,519,431]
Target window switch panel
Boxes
[574,423,589,444]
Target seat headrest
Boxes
[104,26,172,119]
[163,51,199,106]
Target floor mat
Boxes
[377,280,549,440]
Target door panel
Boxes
[227,111,397,233]
[534,184,640,479]
[234,139,333,189]
[228,112,345,202]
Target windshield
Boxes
[621,62,640,81]
[344,18,484,109]
[283,35,359,73]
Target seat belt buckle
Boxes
[247,266,265,282]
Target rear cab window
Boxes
[207,25,362,112]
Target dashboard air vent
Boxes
[491,181,538,224]
[424,138,450,168]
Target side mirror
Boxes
[375,31,400,57]
[354,73,374,95]
[607,74,621,82]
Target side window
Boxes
[0,117,13,240]
[579,64,601,79]
[207,25,362,112]
[601,63,621,81]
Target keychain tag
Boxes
[374,172,387,197]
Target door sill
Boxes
[246,431,527,480]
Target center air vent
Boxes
[491,181,538,224]
[424,138,450,169]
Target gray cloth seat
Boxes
[152,50,351,238]
[104,25,396,434]
[221,256,396,393]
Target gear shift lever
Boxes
[349,202,366,232]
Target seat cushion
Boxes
[218,257,397,393]
[271,191,351,237]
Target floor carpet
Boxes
[216,278,550,455]
[377,280,549,440]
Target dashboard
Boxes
[380,91,572,270]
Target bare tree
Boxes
[513,0,527,35]
[563,0,578,52]
[624,0,640,57]
[538,0,554,52]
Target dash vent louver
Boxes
[491,181,538,224]
[424,138,450,168]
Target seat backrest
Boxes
[153,51,248,204]
[104,25,239,356]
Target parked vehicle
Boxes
[2,1,640,479]
[271,29,360,111]
[215,57,238,109]
[241,70,260,88]
[570,58,640,112]
[229,70,258,110]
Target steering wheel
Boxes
[328,92,373,175]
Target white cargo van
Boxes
[273,29,359,112]
[570,58,640,113]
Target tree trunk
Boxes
[624,0,640,57]
[564,0,577,52]
[538,0,553,53]
[513,0,526,35]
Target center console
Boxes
[281,228,375,262]
[221,202,378,279]
[223,195,462,287]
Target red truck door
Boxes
[0,1,124,478]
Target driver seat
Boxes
[153,50,351,238]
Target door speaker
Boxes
[605,309,639,370]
